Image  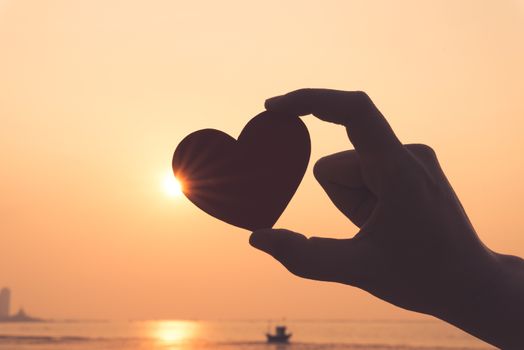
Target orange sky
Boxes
[0,0,523,320]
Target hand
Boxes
[249,89,524,349]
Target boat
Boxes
[266,325,292,343]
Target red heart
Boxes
[172,111,311,231]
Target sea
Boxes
[0,319,494,350]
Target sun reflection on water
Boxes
[152,320,198,346]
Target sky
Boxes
[0,0,523,320]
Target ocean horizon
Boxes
[0,319,494,350]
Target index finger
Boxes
[265,89,403,158]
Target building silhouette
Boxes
[0,288,10,319]
[0,288,42,322]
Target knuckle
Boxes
[351,91,372,107]
[406,144,438,161]
[353,90,370,101]
[380,150,440,197]
[347,90,377,116]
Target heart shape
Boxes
[172,111,311,231]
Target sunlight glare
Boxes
[152,320,198,345]
[164,173,183,197]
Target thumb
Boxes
[250,228,306,260]
[250,229,369,284]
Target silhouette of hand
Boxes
[249,89,524,349]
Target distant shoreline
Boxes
[0,313,44,323]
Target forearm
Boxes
[436,254,524,349]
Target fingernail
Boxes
[264,95,283,109]
[249,229,272,250]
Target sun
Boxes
[164,173,183,197]
[152,320,197,345]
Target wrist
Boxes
[434,252,524,348]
